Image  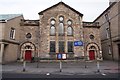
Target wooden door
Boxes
[89,50,95,60]
[25,50,32,61]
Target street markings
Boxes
[101,73,106,76]
[46,73,50,76]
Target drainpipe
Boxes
[105,13,114,61]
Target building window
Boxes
[59,41,65,53]
[67,20,73,36]
[10,28,15,39]
[68,41,73,53]
[59,16,64,36]
[106,28,110,38]
[67,20,72,25]
[108,45,112,55]
[90,34,94,39]
[51,19,55,25]
[67,27,73,36]
[26,33,32,39]
[50,41,56,52]
[59,16,64,22]
[50,26,55,35]
[50,19,56,36]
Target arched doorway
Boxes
[86,43,100,60]
[20,42,36,61]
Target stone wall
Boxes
[39,3,84,58]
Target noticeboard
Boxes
[57,53,67,60]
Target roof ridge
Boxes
[38,2,83,16]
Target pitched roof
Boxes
[38,2,83,16]
[0,14,22,21]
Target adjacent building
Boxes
[94,2,120,61]
[0,14,23,63]
[0,2,102,64]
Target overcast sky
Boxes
[0,0,110,21]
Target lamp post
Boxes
[105,13,114,61]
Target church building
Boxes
[0,2,102,64]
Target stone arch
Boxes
[86,42,100,51]
[20,41,36,60]
[86,42,100,60]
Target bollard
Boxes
[60,61,62,72]
[23,61,26,72]
[85,60,87,68]
[97,60,100,72]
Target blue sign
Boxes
[74,41,83,46]
[57,54,62,59]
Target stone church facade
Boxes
[0,2,102,64]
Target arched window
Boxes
[50,19,56,36]
[50,26,55,35]
[67,26,73,36]
[59,23,64,35]
[59,16,64,36]
[67,20,73,36]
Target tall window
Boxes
[10,28,15,39]
[108,45,111,55]
[59,41,65,53]
[67,20,73,36]
[59,16,64,36]
[106,27,110,38]
[50,41,56,52]
[67,27,73,36]
[50,19,55,36]
[68,41,73,53]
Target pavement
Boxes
[1,60,119,76]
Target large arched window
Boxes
[67,20,73,36]
[59,16,64,36]
[67,26,73,36]
[50,26,55,35]
[50,19,56,36]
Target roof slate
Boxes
[0,14,22,21]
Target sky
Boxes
[0,0,110,21]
